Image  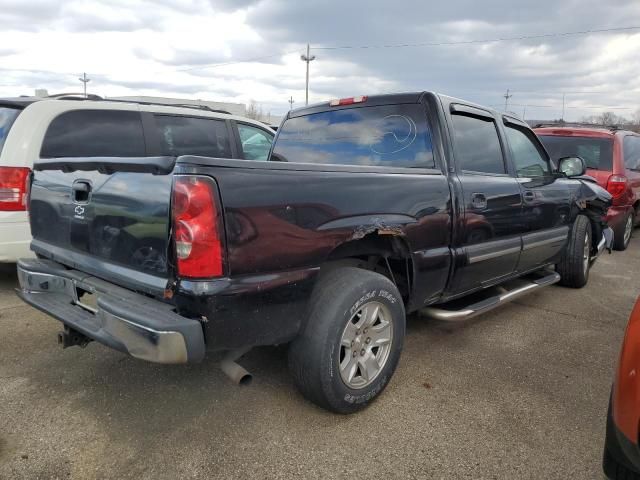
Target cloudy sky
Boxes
[1,0,639,120]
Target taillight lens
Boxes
[607,174,628,198]
[171,176,223,278]
[0,167,30,211]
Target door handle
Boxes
[523,191,535,202]
[471,193,487,210]
[72,180,92,203]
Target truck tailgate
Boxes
[29,157,175,293]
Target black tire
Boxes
[288,267,406,413]
[557,215,592,288]
[613,212,633,251]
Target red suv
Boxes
[535,125,640,250]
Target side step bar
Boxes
[421,271,560,322]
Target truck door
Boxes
[447,104,525,295]
[501,116,571,271]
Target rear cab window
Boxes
[272,104,435,168]
[538,135,613,171]
[41,110,145,158]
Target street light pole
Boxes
[78,72,90,98]
[503,88,512,112]
[300,44,316,106]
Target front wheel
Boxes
[557,215,592,288]
[288,267,406,413]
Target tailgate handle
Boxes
[72,180,91,203]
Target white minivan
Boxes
[0,95,275,263]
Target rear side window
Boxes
[624,136,640,171]
[0,107,21,154]
[155,115,232,158]
[272,104,435,168]
[41,110,145,158]
[538,135,613,171]
[451,114,505,174]
[237,123,273,161]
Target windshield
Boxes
[538,134,613,171]
[273,104,435,168]
[0,106,21,154]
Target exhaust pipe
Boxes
[220,347,252,385]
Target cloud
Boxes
[0,0,639,120]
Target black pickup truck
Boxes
[17,92,612,413]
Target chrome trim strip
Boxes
[468,246,521,264]
[522,235,567,251]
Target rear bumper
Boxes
[16,258,205,364]
[606,205,633,230]
[0,213,33,262]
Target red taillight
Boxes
[171,176,223,278]
[0,167,30,211]
[329,95,367,106]
[607,174,628,198]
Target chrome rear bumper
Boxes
[16,258,205,364]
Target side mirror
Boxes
[558,156,586,177]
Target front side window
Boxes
[504,125,550,177]
[273,104,435,168]
[624,136,640,171]
[41,110,145,158]
[451,114,505,174]
[538,135,613,171]
[237,124,273,161]
[155,115,232,159]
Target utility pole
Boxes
[522,105,527,120]
[300,44,316,106]
[561,93,566,122]
[503,89,512,112]
[288,96,295,110]
[78,72,90,98]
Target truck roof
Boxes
[287,91,511,123]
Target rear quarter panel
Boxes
[176,158,453,310]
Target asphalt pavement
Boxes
[1,238,638,479]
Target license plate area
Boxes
[75,286,98,314]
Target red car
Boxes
[535,125,640,251]
[604,297,640,478]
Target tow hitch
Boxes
[58,326,92,349]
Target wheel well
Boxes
[323,232,413,302]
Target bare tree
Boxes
[246,100,259,120]
[597,111,618,126]
[632,108,640,127]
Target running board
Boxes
[421,271,561,321]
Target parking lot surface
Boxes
[1,239,639,479]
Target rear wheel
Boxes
[557,215,592,288]
[613,212,633,251]
[288,267,405,413]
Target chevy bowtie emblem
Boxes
[74,205,85,218]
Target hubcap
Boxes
[583,233,590,274]
[624,215,633,246]
[338,301,393,389]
